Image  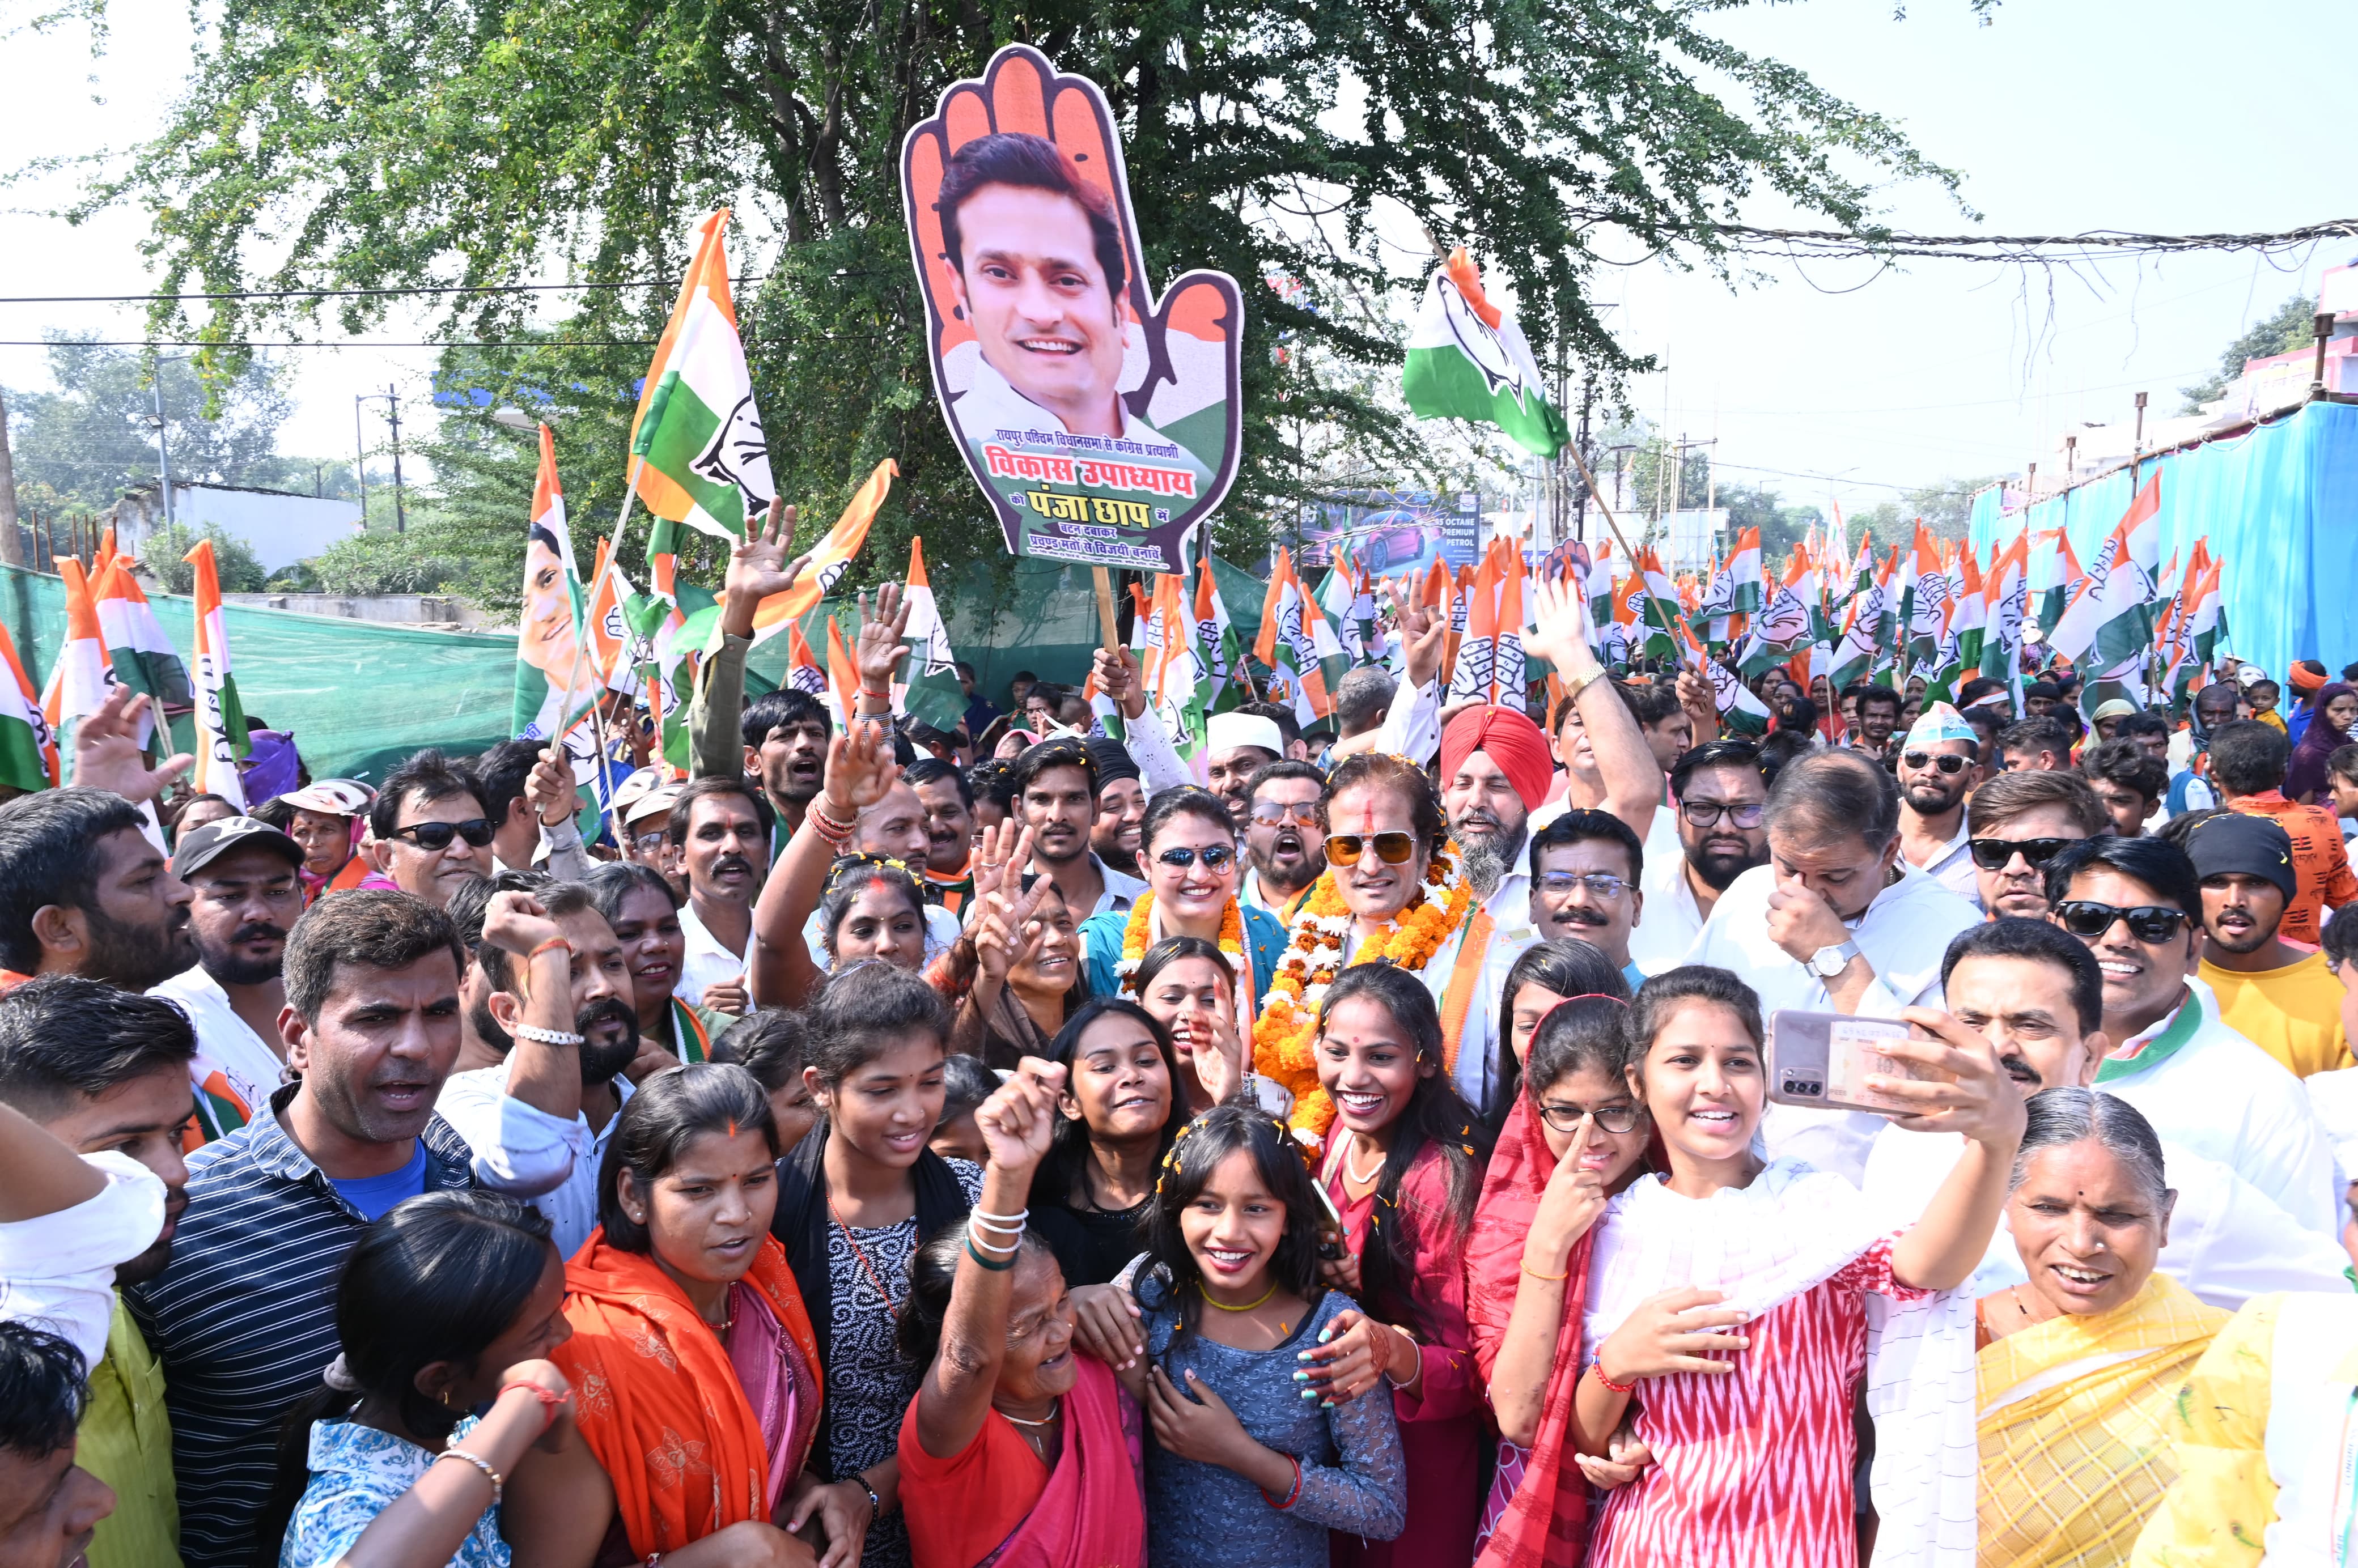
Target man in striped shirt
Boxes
[125,890,476,1568]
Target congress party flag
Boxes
[1253,549,1342,728]
[824,616,862,727]
[510,424,597,742]
[786,622,825,696]
[92,558,190,743]
[183,539,249,810]
[1194,555,1249,715]
[1980,534,2028,683]
[898,537,968,733]
[42,559,116,743]
[0,619,58,794]
[739,460,900,646]
[1403,248,1568,458]
[2049,474,2162,715]
[629,209,775,540]
[1680,623,1771,736]
[1147,572,1208,762]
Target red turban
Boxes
[1439,704,1555,806]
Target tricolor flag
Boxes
[183,539,249,809]
[1194,556,1249,714]
[92,557,190,742]
[1626,546,1681,664]
[824,615,862,727]
[1679,622,1771,735]
[898,537,967,733]
[786,622,825,696]
[510,424,597,742]
[629,209,774,539]
[581,538,646,699]
[1903,525,1949,676]
[2049,474,2162,716]
[622,516,718,775]
[1739,551,1816,678]
[1253,549,1343,727]
[1980,534,2029,683]
[2029,527,2082,638]
[41,559,116,745]
[736,460,899,645]
[0,619,58,794]
[1449,541,1528,707]
[1941,548,1986,696]
[1402,249,1568,458]
[1830,550,1895,690]
[1147,572,1208,761]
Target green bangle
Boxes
[966,1237,1019,1272]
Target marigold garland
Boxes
[1252,843,1471,1139]
[1114,891,1245,990]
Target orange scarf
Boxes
[557,1230,822,1558]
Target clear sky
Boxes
[0,0,2346,517]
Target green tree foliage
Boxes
[3,335,294,509]
[84,0,1963,597]
[2179,294,2322,413]
[142,522,270,594]
[1719,482,1822,568]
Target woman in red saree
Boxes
[540,1064,874,1566]
[896,1056,1146,1568]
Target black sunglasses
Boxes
[2052,900,2192,944]
[390,818,495,851]
[1326,832,1418,867]
[1902,750,1971,775]
[1156,845,1236,872]
[1967,836,2073,872]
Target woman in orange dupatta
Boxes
[1464,983,1654,1568]
[896,1057,1146,1568]
[546,1065,876,1566]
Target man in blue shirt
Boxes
[127,890,474,1568]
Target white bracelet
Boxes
[513,1024,587,1047]
[966,1219,1023,1255]
[969,1208,1028,1233]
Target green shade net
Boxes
[1,554,1271,782]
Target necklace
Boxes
[703,1291,736,1335]
[1342,1134,1385,1188]
[829,1199,905,1318]
[1198,1280,1279,1313]
[999,1404,1063,1429]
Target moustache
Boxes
[1999,1053,2040,1088]
[230,921,287,946]
[576,997,641,1039]
[1271,829,1305,856]
[1454,809,1503,836]
[1547,904,1608,928]
[711,853,754,878]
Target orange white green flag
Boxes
[0,618,58,794]
[786,622,825,698]
[183,538,250,809]
[627,209,774,540]
[898,537,966,732]
[823,616,862,727]
[92,556,189,746]
[42,559,115,745]
[736,459,900,647]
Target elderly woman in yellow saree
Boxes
[1976,1087,2229,1566]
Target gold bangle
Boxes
[1520,1259,1571,1282]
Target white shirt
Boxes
[2100,978,2340,1237]
[2303,1065,2358,1189]
[0,1152,165,1367]
[1898,814,1978,904]
[675,900,746,1006]
[1374,676,1443,768]
[1860,1120,2350,1310]
[435,1063,633,1259]
[151,964,290,1121]
[1079,854,1148,920]
[1627,846,1708,977]
[1687,862,1984,1187]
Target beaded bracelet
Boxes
[434,1447,503,1504]
[1591,1361,1639,1397]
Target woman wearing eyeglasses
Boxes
[1079,786,1288,1029]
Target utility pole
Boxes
[354,385,408,534]
[0,392,21,566]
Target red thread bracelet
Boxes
[1591,1361,1638,1397]
[527,937,572,963]
[497,1380,565,1434]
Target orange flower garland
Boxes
[1115,890,1245,989]
[1253,843,1470,1139]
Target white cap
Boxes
[1206,712,1285,758]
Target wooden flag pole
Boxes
[1092,566,1122,655]
[1564,440,1687,670]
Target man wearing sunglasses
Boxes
[362,749,494,910]
[1626,738,1768,976]
[1893,702,1981,901]
[1963,770,2107,919]
[1240,762,1327,919]
[2042,835,2337,1235]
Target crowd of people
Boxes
[5,524,2358,1568]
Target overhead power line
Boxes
[1697,218,2358,263]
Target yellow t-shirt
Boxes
[2255,710,2288,734]
[2200,952,2354,1079]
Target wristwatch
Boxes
[1804,939,1860,981]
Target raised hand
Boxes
[70,686,193,804]
[1884,1009,2030,1150]
[1176,1006,1246,1106]
[975,1056,1067,1174]
[481,889,566,957]
[720,499,807,640]
[523,744,581,828]
[853,584,913,700]
[1384,581,1445,691]
[816,722,901,822]
[970,819,1036,904]
[970,876,1053,985]
[1525,575,1600,678]
[1528,1114,1608,1266]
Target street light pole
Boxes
[148,351,192,536]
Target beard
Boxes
[470,992,513,1053]
[197,921,286,988]
[1687,838,1765,893]
[576,997,643,1086]
[1454,817,1528,899]
[87,904,193,991]
[1902,780,1963,815]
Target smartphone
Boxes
[1766,1010,1937,1117]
